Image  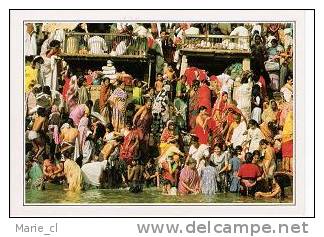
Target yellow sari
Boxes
[64,159,83,192]
[282,111,293,143]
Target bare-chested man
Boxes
[99,136,124,161]
[28,107,47,158]
[60,118,79,145]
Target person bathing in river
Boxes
[99,136,124,161]
[255,172,291,200]
[237,152,263,196]
[160,154,181,195]
[178,158,201,195]
[128,157,144,193]
[60,146,83,192]
[143,158,159,188]
[200,159,218,195]
[42,153,64,182]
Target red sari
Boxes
[198,84,212,115]
[184,67,198,87]
[194,115,212,145]
[62,75,71,101]
[189,89,200,131]
[120,129,140,165]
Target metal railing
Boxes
[182,34,251,52]
[63,32,148,57]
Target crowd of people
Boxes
[25,22,293,202]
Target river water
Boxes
[26,184,293,204]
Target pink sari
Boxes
[178,166,200,195]
[69,105,85,127]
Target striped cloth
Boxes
[88,36,108,55]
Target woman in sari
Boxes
[260,121,277,143]
[78,117,93,165]
[194,106,211,145]
[26,159,44,190]
[133,99,153,152]
[236,75,253,121]
[210,143,229,192]
[40,40,61,90]
[220,101,245,142]
[99,78,112,124]
[160,120,179,155]
[281,111,293,173]
[60,147,83,192]
[212,91,228,124]
[259,139,277,181]
[198,80,212,115]
[109,81,128,132]
[261,100,280,124]
[244,119,265,153]
[178,158,201,195]
[188,80,200,131]
[279,100,293,127]
[120,125,140,166]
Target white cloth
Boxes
[73,137,80,162]
[230,26,249,50]
[251,24,262,35]
[188,145,198,156]
[40,55,58,90]
[103,132,116,142]
[237,81,253,120]
[81,160,107,187]
[251,96,262,124]
[116,41,127,55]
[217,73,234,95]
[25,31,37,56]
[133,25,148,37]
[51,90,64,111]
[280,87,293,103]
[53,29,65,43]
[231,121,247,148]
[191,144,209,176]
[246,128,264,152]
[28,130,39,140]
[88,36,108,54]
[185,27,200,35]
[40,39,51,57]
[251,107,262,124]
[81,131,93,165]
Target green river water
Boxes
[26,184,293,204]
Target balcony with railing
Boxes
[61,32,148,59]
[181,34,251,55]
